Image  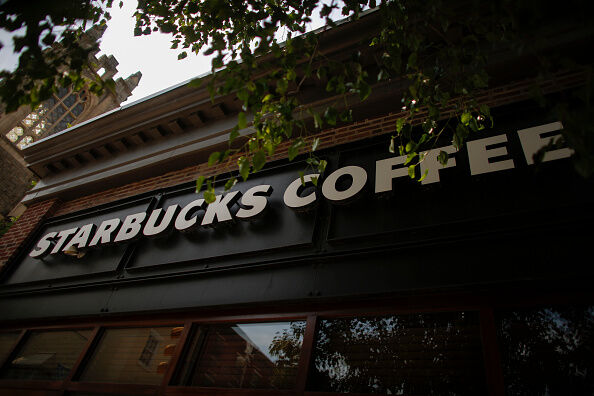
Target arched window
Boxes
[5,88,88,149]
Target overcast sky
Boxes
[0,0,339,106]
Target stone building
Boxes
[0,25,141,220]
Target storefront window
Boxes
[1,329,92,381]
[497,305,594,395]
[0,331,20,366]
[175,321,305,389]
[309,312,486,395]
[79,326,182,385]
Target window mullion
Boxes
[158,321,193,393]
[0,329,27,373]
[295,314,318,394]
[60,326,101,394]
[479,308,505,396]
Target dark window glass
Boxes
[72,103,84,116]
[310,312,486,395]
[0,331,20,365]
[45,96,57,108]
[79,326,182,385]
[57,87,68,97]
[497,305,594,395]
[1,329,92,381]
[63,93,75,107]
[176,321,305,389]
[47,105,66,124]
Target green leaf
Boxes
[396,118,405,133]
[389,136,395,153]
[318,159,328,172]
[419,169,429,182]
[438,150,449,166]
[312,137,320,152]
[195,176,205,193]
[324,106,338,126]
[313,112,323,129]
[311,176,319,186]
[204,189,216,204]
[408,165,416,179]
[188,78,203,88]
[238,157,250,181]
[276,78,288,94]
[359,81,371,101]
[208,151,221,166]
[262,94,273,103]
[224,177,237,191]
[288,139,304,160]
[253,150,266,171]
[461,112,472,126]
[229,126,240,143]
[404,152,418,165]
[238,111,247,129]
[178,51,187,60]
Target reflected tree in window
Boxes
[306,312,486,395]
[498,306,594,395]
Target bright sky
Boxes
[97,0,214,105]
[99,0,336,105]
[0,0,341,107]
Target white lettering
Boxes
[174,199,205,231]
[467,134,515,175]
[89,218,121,247]
[420,146,457,184]
[144,205,180,237]
[51,228,78,254]
[65,224,96,250]
[29,232,57,258]
[375,155,408,193]
[517,121,572,165]
[202,191,242,226]
[113,212,146,243]
[236,185,273,219]
[283,174,319,209]
[322,166,367,202]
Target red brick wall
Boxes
[0,198,61,270]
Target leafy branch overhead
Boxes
[134,0,593,202]
[1,0,592,203]
[0,0,118,112]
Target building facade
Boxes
[0,13,593,396]
[0,25,142,219]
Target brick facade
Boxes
[0,198,61,270]
[0,141,35,217]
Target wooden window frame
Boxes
[3,289,592,396]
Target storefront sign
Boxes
[29,121,571,259]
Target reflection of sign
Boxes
[29,121,571,259]
[138,329,163,371]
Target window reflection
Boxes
[498,305,594,395]
[0,331,20,366]
[79,326,182,385]
[1,329,91,381]
[310,312,486,395]
[177,321,305,389]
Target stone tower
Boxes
[0,24,142,220]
